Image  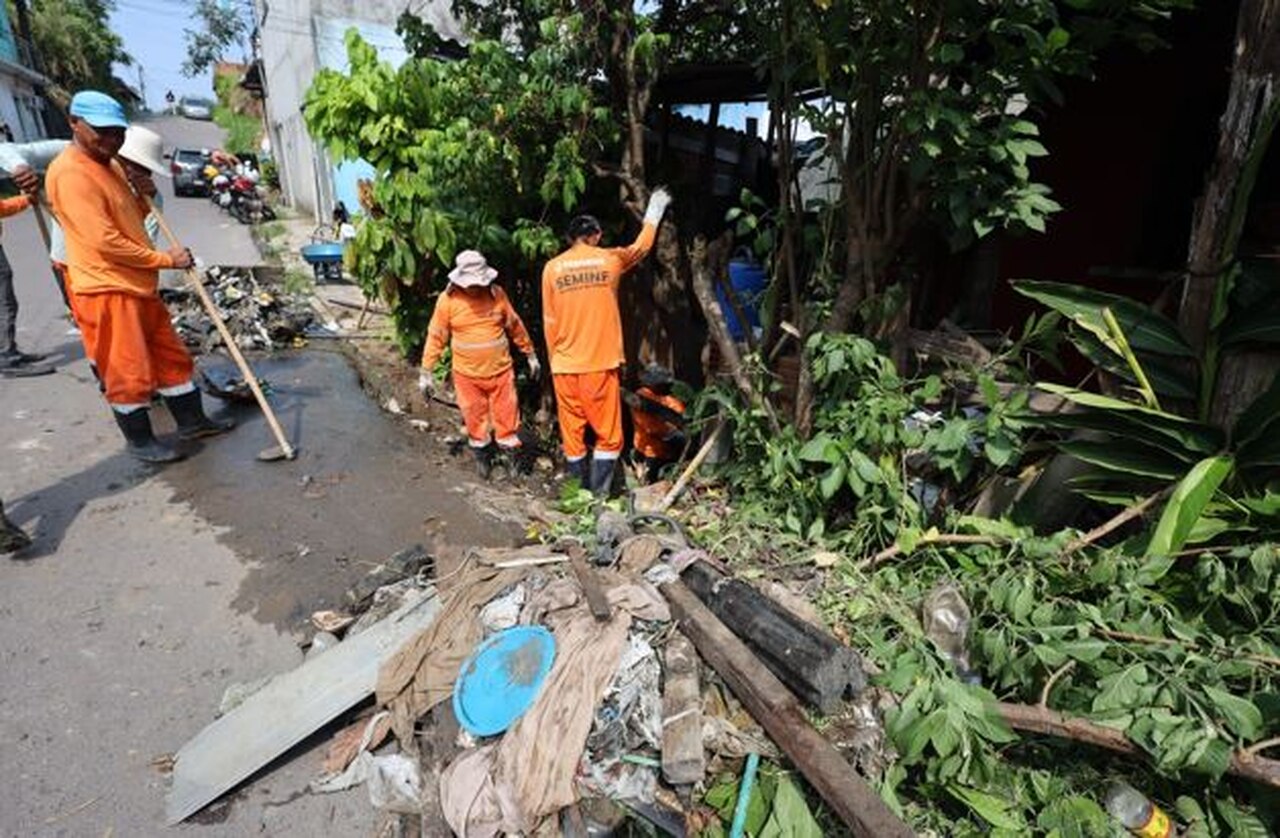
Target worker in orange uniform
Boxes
[418,250,540,479]
[628,364,687,483]
[0,185,54,377]
[46,91,234,464]
[541,188,672,496]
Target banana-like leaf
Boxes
[1071,330,1198,400]
[1058,439,1189,481]
[1148,456,1234,556]
[1033,385,1224,451]
[1232,373,1280,449]
[1012,280,1195,357]
[1029,411,1204,463]
[1218,303,1280,346]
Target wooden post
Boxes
[662,581,915,838]
[661,634,705,786]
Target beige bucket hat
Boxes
[448,250,499,287]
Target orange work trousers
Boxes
[73,291,194,408]
[454,367,521,448]
[553,369,623,460]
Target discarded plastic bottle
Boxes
[1105,781,1173,838]
[922,584,980,684]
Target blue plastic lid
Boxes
[453,626,556,736]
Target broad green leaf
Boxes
[1218,303,1280,346]
[1036,795,1110,838]
[797,434,839,464]
[947,785,1026,831]
[1027,409,1220,455]
[1092,664,1149,713]
[1231,372,1280,448]
[1012,281,1194,357]
[1071,330,1198,400]
[1202,685,1262,740]
[1148,456,1233,556]
[819,463,845,500]
[1036,384,1210,427]
[758,776,823,838]
[1057,439,1188,480]
[1212,797,1272,837]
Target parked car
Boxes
[179,96,215,120]
[170,148,209,196]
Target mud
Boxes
[158,349,522,631]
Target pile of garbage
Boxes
[163,266,315,353]
[161,509,912,835]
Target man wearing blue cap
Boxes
[45,91,233,463]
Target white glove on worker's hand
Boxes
[643,187,672,226]
[526,355,541,379]
[418,371,437,398]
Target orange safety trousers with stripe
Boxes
[552,369,623,460]
[73,292,194,408]
[454,368,521,449]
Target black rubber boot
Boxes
[0,500,31,555]
[114,409,182,463]
[565,457,588,486]
[506,445,534,475]
[589,457,617,498]
[473,444,495,480]
[165,389,235,440]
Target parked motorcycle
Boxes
[228,173,276,225]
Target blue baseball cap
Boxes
[69,91,128,129]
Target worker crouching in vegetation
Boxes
[627,364,687,483]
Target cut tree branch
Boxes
[996,701,1280,790]
[856,534,1003,571]
[1061,488,1170,555]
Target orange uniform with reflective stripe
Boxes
[420,284,534,378]
[632,386,685,459]
[45,145,176,298]
[541,223,657,375]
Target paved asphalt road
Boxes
[0,117,373,836]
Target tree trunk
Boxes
[689,234,781,431]
[1179,0,1280,351]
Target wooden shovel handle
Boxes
[147,199,295,459]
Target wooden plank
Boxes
[661,634,705,786]
[165,591,442,824]
[681,561,864,713]
[661,581,915,838]
[568,546,612,621]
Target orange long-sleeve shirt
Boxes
[0,194,31,221]
[45,144,175,297]
[420,284,535,379]
[541,223,657,375]
[632,386,685,459]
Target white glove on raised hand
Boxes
[526,355,542,378]
[418,370,437,397]
[643,187,672,226]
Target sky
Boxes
[109,0,231,110]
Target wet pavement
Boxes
[170,350,519,630]
[0,119,517,835]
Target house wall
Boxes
[255,0,460,220]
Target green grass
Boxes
[214,105,261,155]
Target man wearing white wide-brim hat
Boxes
[419,249,541,479]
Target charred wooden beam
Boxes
[680,561,864,714]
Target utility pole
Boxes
[137,66,148,112]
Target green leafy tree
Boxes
[17,0,131,94]
[304,25,609,352]
[182,0,249,77]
